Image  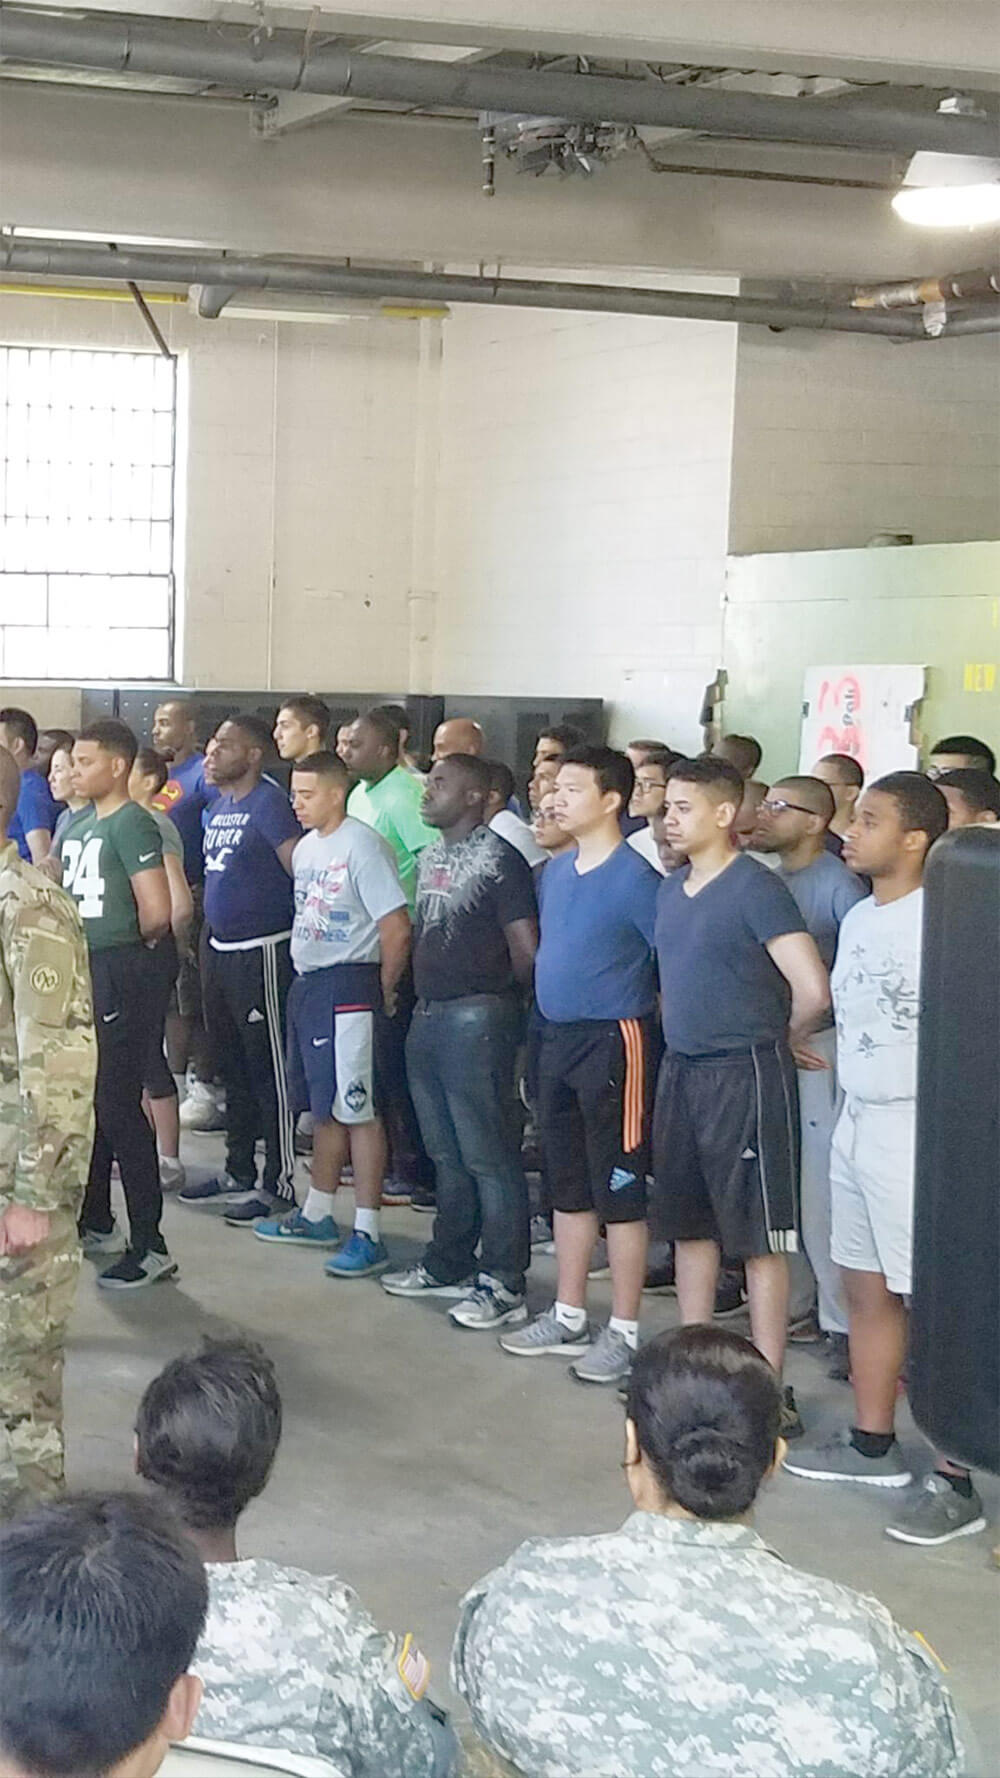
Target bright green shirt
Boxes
[347,767,434,907]
[59,802,163,951]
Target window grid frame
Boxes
[0,343,178,682]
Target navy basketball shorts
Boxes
[651,1041,800,1258]
[536,1015,660,1225]
[286,968,379,1126]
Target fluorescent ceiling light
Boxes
[892,151,1000,226]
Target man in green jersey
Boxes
[59,721,175,1291]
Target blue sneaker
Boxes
[325,1231,390,1279]
[178,1174,252,1206]
[255,1209,340,1248]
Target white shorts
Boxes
[829,1098,915,1295]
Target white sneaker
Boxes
[179,1078,226,1132]
[381,1264,474,1299]
[159,1155,186,1193]
[449,1279,528,1330]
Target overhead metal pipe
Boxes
[854,267,1000,308]
[1,7,999,158]
[0,238,934,336]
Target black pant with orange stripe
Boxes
[536,1015,660,1224]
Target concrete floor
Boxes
[67,1135,999,1776]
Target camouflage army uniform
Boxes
[193,1558,458,1777]
[452,1511,964,1778]
[0,842,96,1518]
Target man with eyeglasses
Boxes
[752,778,867,1369]
[626,746,680,875]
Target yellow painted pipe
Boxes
[0,283,185,304]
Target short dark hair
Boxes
[134,746,169,795]
[358,708,402,752]
[483,759,515,804]
[626,1326,781,1520]
[816,751,864,789]
[634,744,682,778]
[369,701,409,733]
[538,722,586,753]
[561,744,634,812]
[78,718,139,770]
[40,727,76,756]
[627,737,667,754]
[871,771,949,846]
[292,748,349,784]
[935,768,1000,819]
[136,1339,282,1531]
[670,754,745,804]
[930,733,996,775]
[0,1491,207,1778]
[719,734,762,776]
[0,707,38,755]
[224,714,273,754]
[280,695,330,739]
[435,752,494,798]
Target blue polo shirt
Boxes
[534,843,659,1022]
[203,779,301,945]
[11,769,59,860]
[153,751,218,885]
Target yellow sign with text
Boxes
[964,663,997,693]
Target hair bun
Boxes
[669,1427,748,1515]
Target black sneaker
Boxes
[96,1250,178,1291]
[644,1244,675,1294]
[409,1185,437,1213]
[224,1193,281,1226]
[826,1333,851,1382]
[714,1271,747,1318]
[780,1385,805,1440]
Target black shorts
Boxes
[651,1042,800,1259]
[536,1016,659,1224]
[286,963,381,1126]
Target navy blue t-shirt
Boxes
[153,751,218,885]
[203,779,301,944]
[11,769,59,860]
[655,853,806,1056]
[535,843,659,1022]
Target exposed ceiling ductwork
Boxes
[1,7,999,158]
[2,238,998,338]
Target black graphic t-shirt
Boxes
[413,826,536,1001]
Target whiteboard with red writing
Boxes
[798,664,926,779]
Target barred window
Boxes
[0,345,176,679]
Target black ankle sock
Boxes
[851,1428,893,1460]
[937,1469,974,1499]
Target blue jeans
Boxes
[406,994,530,1295]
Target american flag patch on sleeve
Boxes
[397,1632,431,1700]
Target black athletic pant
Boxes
[202,932,295,1203]
[81,943,166,1259]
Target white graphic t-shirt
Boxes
[831,889,923,1105]
[291,817,406,975]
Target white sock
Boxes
[609,1316,639,1350]
[303,1188,334,1224]
[554,1301,587,1333]
[355,1207,380,1241]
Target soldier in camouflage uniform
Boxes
[0,745,96,1520]
[452,1325,964,1778]
[135,1337,459,1777]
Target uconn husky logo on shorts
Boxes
[343,1077,368,1114]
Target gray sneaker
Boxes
[783,1427,912,1488]
[381,1264,473,1299]
[885,1473,987,1546]
[449,1279,528,1330]
[499,1306,591,1356]
[570,1324,633,1386]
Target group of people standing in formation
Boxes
[0,689,995,1777]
